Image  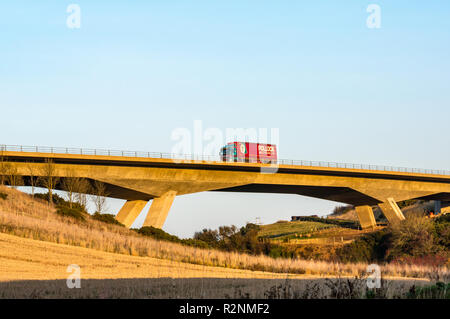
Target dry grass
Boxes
[0,186,448,280]
[0,277,429,299]
[0,232,429,298]
[0,231,306,281]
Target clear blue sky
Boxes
[2,1,450,237]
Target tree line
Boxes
[0,157,109,214]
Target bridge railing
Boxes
[1,144,450,176]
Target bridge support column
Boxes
[355,205,377,229]
[143,191,177,229]
[378,198,405,223]
[115,200,148,228]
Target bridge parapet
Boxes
[2,144,450,177]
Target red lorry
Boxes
[220,142,277,163]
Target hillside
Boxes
[328,201,446,221]
[0,231,299,281]
[0,187,441,298]
[0,232,433,298]
[0,186,373,277]
[258,217,372,244]
[0,186,448,284]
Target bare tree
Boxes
[91,180,109,214]
[0,152,6,186]
[5,164,23,188]
[26,162,38,197]
[39,159,59,204]
[62,171,91,209]
[61,169,78,208]
[74,178,91,210]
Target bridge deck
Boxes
[2,150,450,184]
[2,146,450,229]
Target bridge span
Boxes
[1,145,450,229]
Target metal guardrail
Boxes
[1,144,449,176]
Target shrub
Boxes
[181,238,211,249]
[35,192,65,205]
[55,206,86,221]
[337,230,392,263]
[193,228,220,246]
[0,192,7,200]
[387,215,440,259]
[92,212,124,226]
[433,214,450,248]
[138,226,182,243]
[407,282,450,299]
[138,226,212,249]
[138,223,277,255]
[34,192,87,212]
[268,246,296,259]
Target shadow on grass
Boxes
[0,277,428,299]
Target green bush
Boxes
[432,215,450,249]
[181,238,211,249]
[407,282,450,299]
[138,226,182,243]
[337,215,449,264]
[387,215,440,259]
[268,246,296,259]
[35,192,87,213]
[337,230,392,263]
[0,192,7,200]
[397,199,420,209]
[35,192,65,205]
[55,206,86,221]
[138,226,213,249]
[92,212,124,226]
[192,223,283,256]
[193,228,219,246]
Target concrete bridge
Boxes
[1,145,450,229]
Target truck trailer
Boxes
[219,142,277,163]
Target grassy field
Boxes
[0,186,448,298]
[0,186,375,277]
[0,232,303,281]
[0,232,431,298]
[258,220,336,239]
[270,228,383,245]
[258,219,381,246]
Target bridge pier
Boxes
[378,198,405,223]
[143,191,177,229]
[355,205,377,229]
[115,200,147,228]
